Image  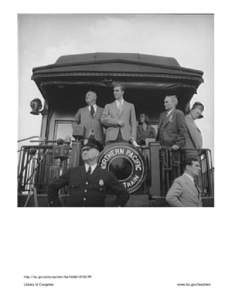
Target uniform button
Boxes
[83,197,86,201]
[86,182,88,185]
[84,189,87,193]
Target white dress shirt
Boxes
[116,98,124,109]
[88,104,97,113]
[85,163,97,174]
[166,108,174,117]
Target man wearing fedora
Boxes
[48,138,129,207]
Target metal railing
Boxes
[18,144,70,195]
[18,144,214,204]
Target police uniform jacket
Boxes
[48,165,129,207]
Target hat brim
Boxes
[81,144,101,152]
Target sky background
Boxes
[18,14,213,152]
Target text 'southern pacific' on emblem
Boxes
[98,143,146,193]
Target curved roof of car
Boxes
[32,52,203,79]
[32,52,204,103]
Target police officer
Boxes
[48,138,129,207]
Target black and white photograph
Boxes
[18,14,214,207]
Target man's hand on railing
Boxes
[130,138,139,148]
[171,145,180,151]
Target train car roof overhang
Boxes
[32,52,204,102]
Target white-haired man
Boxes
[74,91,104,143]
[157,95,187,150]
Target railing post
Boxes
[149,142,161,198]
[69,140,81,168]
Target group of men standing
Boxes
[74,84,138,147]
[74,84,204,153]
[157,95,204,207]
[48,83,205,207]
[158,94,204,151]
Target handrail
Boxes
[17,136,41,143]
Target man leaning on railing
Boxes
[157,95,187,151]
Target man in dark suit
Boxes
[157,95,187,150]
[166,157,202,207]
[48,139,129,207]
[74,91,104,143]
[101,84,138,146]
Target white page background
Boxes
[0,1,231,299]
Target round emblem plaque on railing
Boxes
[98,143,146,193]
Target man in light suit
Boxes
[185,102,204,149]
[157,95,187,150]
[166,157,202,207]
[101,84,138,146]
[74,91,104,143]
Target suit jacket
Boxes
[74,105,104,143]
[166,174,202,207]
[185,114,203,149]
[157,109,187,148]
[48,166,129,207]
[101,100,137,142]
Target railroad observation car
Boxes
[18,53,214,207]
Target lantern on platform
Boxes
[30,98,43,115]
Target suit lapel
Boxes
[95,106,100,118]
[118,100,127,117]
[85,106,91,118]
[183,175,200,200]
[113,101,121,116]
[160,113,169,128]
[161,109,176,128]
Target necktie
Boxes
[194,178,200,198]
[87,165,91,175]
[90,105,95,117]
